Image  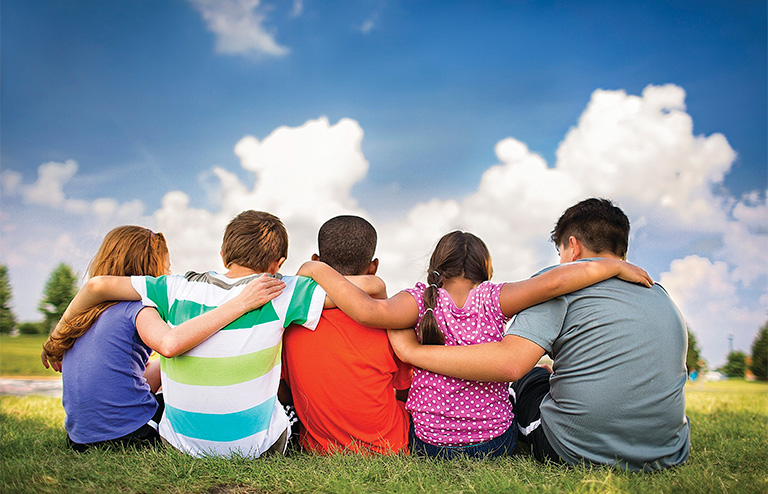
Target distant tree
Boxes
[686,328,704,373]
[0,265,16,334]
[750,321,768,381]
[17,321,45,335]
[38,263,78,333]
[722,351,748,379]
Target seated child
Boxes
[281,215,412,455]
[47,211,327,458]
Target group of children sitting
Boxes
[41,210,646,459]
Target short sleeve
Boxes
[505,296,568,354]
[130,275,170,320]
[392,354,413,391]
[282,276,326,330]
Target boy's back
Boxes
[132,271,326,458]
[283,309,411,454]
[281,215,412,454]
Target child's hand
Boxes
[237,275,286,311]
[40,350,62,372]
[615,260,653,287]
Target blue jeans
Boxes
[409,420,517,459]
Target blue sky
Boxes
[1,0,766,367]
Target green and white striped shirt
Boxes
[131,271,325,458]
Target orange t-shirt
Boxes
[282,309,412,455]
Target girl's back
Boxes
[405,281,512,447]
[63,301,157,444]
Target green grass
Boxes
[1,380,766,493]
[0,335,60,377]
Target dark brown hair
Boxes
[221,210,288,272]
[550,198,630,259]
[43,226,169,361]
[419,231,493,345]
[317,215,377,276]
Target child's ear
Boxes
[267,257,286,275]
[311,254,320,262]
[367,258,379,275]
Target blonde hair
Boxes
[42,226,169,362]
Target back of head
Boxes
[89,225,169,278]
[426,231,493,286]
[221,210,288,272]
[317,215,377,276]
[45,225,170,361]
[420,231,493,345]
[550,198,630,258]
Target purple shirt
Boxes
[62,301,157,443]
[404,281,513,446]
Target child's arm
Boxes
[388,329,545,382]
[136,275,285,357]
[41,276,142,371]
[42,275,285,368]
[498,259,652,317]
[297,261,419,329]
[323,274,387,309]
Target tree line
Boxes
[0,262,766,380]
[0,263,78,336]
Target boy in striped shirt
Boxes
[131,210,326,458]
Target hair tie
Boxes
[424,307,434,314]
[432,271,440,278]
[429,283,439,289]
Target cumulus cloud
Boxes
[3,160,147,220]
[154,117,371,274]
[660,256,765,366]
[187,0,289,57]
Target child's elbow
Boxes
[498,361,528,382]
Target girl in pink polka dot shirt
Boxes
[297,231,652,458]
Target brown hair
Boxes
[220,210,288,272]
[317,215,377,276]
[550,198,630,259]
[418,231,493,345]
[43,226,169,361]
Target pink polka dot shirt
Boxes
[404,281,513,446]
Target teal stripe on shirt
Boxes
[285,276,318,326]
[145,276,169,320]
[160,341,282,386]
[164,397,276,442]
[166,299,280,329]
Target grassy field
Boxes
[0,335,60,378]
[2,358,767,494]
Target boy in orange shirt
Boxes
[280,215,412,454]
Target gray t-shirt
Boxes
[506,260,691,471]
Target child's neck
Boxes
[442,276,479,309]
[225,264,262,279]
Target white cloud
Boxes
[23,159,79,207]
[187,0,289,57]
[660,256,765,366]
[556,84,736,227]
[154,117,371,275]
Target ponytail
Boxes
[418,270,446,345]
[416,231,492,347]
